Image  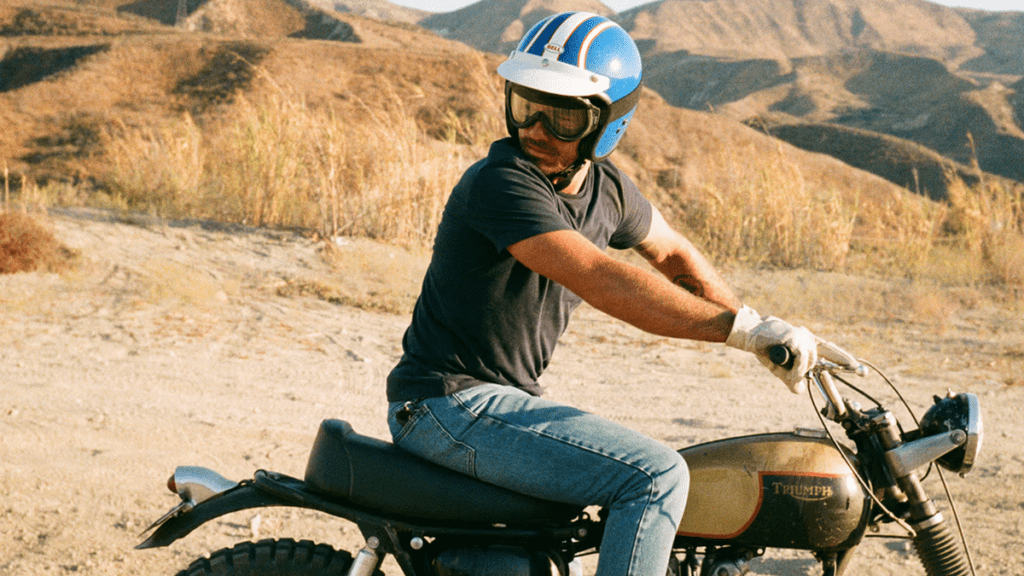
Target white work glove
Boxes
[725,306,858,394]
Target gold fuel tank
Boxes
[675,431,870,551]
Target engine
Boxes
[432,545,572,576]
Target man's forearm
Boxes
[635,236,742,313]
[579,256,736,342]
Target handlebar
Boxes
[767,344,864,421]
[767,345,794,370]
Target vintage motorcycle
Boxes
[138,346,983,576]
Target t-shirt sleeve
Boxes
[608,170,653,250]
[466,160,573,252]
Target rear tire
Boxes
[176,539,355,576]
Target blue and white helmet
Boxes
[497,12,643,163]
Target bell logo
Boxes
[771,482,834,502]
[545,44,564,54]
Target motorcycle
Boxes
[138,345,983,576]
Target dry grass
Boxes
[0,209,78,274]
[671,141,857,271]
[941,176,1024,285]
[99,69,502,244]
[2,165,81,275]
[642,129,1023,291]
[3,55,1021,299]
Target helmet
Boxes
[497,12,643,163]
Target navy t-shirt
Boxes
[386,138,653,402]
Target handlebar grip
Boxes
[768,345,794,370]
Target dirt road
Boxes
[1,210,1020,575]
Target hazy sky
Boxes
[390,0,1022,13]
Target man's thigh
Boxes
[393,384,682,508]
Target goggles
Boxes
[507,84,601,142]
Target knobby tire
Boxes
[175,539,359,576]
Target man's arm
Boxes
[633,206,742,313]
[506,216,736,342]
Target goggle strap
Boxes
[603,81,643,123]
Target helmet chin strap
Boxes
[548,157,587,192]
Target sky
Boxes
[389,0,1022,13]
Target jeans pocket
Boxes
[393,403,476,477]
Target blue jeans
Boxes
[387,384,689,576]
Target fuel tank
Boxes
[675,430,870,551]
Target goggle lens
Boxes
[508,88,598,142]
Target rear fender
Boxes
[137,480,289,549]
[137,469,356,549]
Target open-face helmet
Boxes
[497,12,643,164]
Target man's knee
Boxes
[620,446,688,501]
[654,449,688,493]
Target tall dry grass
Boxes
[940,176,1024,286]
[649,135,1022,289]
[101,73,503,244]
[671,142,858,271]
[10,65,1020,292]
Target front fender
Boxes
[137,481,289,549]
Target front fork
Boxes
[870,412,972,576]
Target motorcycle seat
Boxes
[303,419,582,524]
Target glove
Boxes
[725,306,817,394]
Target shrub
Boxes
[0,211,77,274]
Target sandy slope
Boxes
[1,210,1021,575]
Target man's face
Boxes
[518,120,582,176]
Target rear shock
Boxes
[912,518,971,576]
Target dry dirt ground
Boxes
[1,209,1022,575]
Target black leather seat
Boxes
[304,419,582,524]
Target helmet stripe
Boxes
[543,12,601,60]
[517,18,549,52]
[571,21,614,68]
[524,12,575,56]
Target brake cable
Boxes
[817,360,977,576]
[805,366,917,538]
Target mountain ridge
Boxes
[2,0,1022,203]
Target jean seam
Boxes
[466,406,658,573]
[416,402,477,477]
[455,392,659,474]
[627,480,657,574]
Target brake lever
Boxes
[768,345,857,420]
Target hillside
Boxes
[958,8,1024,80]
[0,0,480,181]
[419,0,1024,196]
[418,0,614,56]
[617,0,1024,192]
[620,0,979,63]
[1,0,926,217]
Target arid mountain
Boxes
[419,0,614,56]
[0,0,475,182]
[618,0,981,64]
[391,0,1024,196]
[1,0,925,226]
[640,47,1024,191]
[68,0,426,28]
[616,0,1024,194]
[957,8,1024,80]
[304,0,427,24]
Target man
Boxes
[386,12,853,576]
